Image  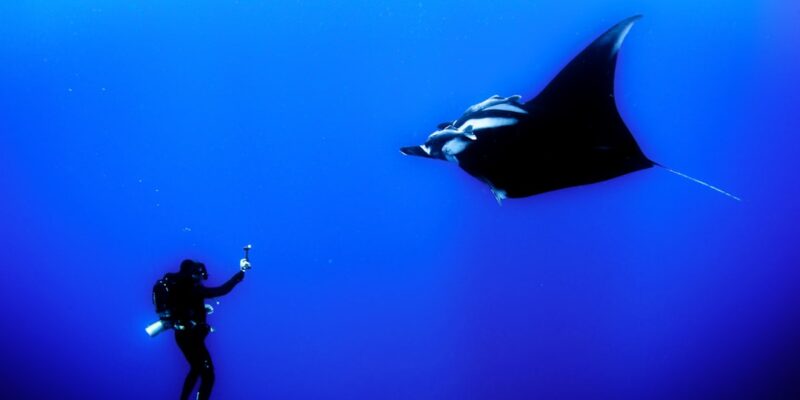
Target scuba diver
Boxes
[152,255,251,400]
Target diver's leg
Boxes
[180,369,200,400]
[176,331,201,400]
[196,357,215,400]
[196,331,215,400]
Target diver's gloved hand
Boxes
[239,258,251,271]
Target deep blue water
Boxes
[1,1,799,399]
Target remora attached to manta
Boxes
[401,15,739,203]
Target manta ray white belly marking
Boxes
[482,103,529,114]
[442,137,471,163]
[463,94,523,115]
[456,117,518,132]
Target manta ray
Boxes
[401,15,739,203]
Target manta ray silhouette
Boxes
[401,15,739,203]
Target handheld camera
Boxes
[241,244,252,271]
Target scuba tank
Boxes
[146,273,180,337]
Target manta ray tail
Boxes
[653,163,741,201]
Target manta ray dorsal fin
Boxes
[525,15,642,113]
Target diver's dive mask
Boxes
[192,262,208,281]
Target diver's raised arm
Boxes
[201,269,244,298]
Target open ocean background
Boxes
[1,1,798,399]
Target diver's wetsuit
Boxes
[172,270,244,400]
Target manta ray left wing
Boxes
[523,15,646,156]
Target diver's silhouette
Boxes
[167,259,247,400]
